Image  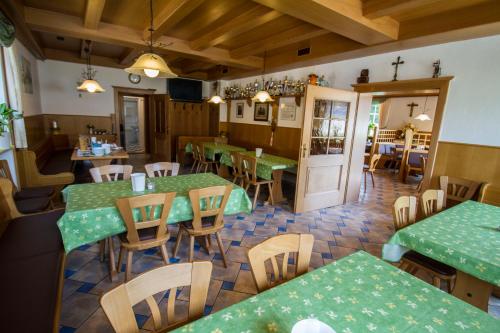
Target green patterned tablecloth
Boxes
[172,251,497,333]
[202,142,246,160]
[220,151,297,180]
[58,173,252,253]
[383,201,500,286]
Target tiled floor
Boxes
[59,162,499,332]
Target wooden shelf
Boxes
[226,94,304,107]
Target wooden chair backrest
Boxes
[439,176,480,207]
[194,143,206,162]
[230,152,243,176]
[240,154,258,184]
[392,196,417,231]
[100,261,212,333]
[116,192,176,244]
[145,162,179,177]
[420,189,444,217]
[420,156,427,173]
[247,233,314,292]
[367,154,381,171]
[478,183,500,207]
[189,185,231,231]
[0,160,17,192]
[0,177,21,219]
[90,165,133,183]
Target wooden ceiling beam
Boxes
[252,0,399,45]
[24,7,263,70]
[190,6,283,51]
[182,62,217,74]
[119,48,142,65]
[363,0,438,19]
[145,0,205,42]
[44,48,123,69]
[230,24,330,59]
[84,0,106,29]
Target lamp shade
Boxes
[125,53,177,78]
[415,113,431,121]
[208,95,225,104]
[252,90,274,103]
[77,79,105,93]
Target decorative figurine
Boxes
[432,60,441,78]
[391,56,404,81]
[308,73,318,85]
[357,69,369,83]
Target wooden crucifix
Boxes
[392,56,404,81]
[407,102,419,117]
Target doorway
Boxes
[122,96,146,153]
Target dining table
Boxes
[70,148,130,168]
[220,151,297,203]
[171,251,498,333]
[57,173,252,279]
[383,200,500,311]
[201,142,247,178]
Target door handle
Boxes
[302,144,307,158]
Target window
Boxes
[369,103,380,125]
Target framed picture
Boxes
[254,102,269,121]
[280,104,297,121]
[236,102,244,118]
[20,56,33,94]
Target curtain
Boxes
[378,99,391,129]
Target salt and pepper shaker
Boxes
[146,179,155,191]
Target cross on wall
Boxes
[407,102,419,117]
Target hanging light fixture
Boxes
[415,97,432,121]
[125,0,177,78]
[208,80,225,104]
[77,40,105,93]
[252,50,273,103]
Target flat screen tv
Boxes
[167,78,202,102]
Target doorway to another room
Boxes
[122,96,146,153]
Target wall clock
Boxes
[128,73,141,84]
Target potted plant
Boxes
[0,103,21,149]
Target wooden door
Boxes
[149,94,171,161]
[295,85,359,212]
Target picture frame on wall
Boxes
[280,103,297,121]
[254,102,269,121]
[236,102,244,118]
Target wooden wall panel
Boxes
[227,122,300,160]
[24,114,45,149]
[43,114,113,146]
[431,141,500,188]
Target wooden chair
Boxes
[145,162,180,177]
[16,149,74,187]
[0,177,51,218]
[101,261,212,333]
[0,160,54,200]
[478,183,500,206]
[392,195,456,292]
[363,153,381,191]
[240,154,274,209]
[439,176,480,207]
[90,165,133,183]
[194,143,218,174]
[230,151,245,186]
[173,185,231,267]
[420,189,444,217]
[0,177,22,219]
[116,192,176,282]
[247,233,314,292]
[416,156,428,191]
[405,152,426,184]
[190,143,201,173]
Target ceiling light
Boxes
[251,50,274,103]
[414,96,432,121]
[208,80,225,104]
[125,0,177,79]
[77,40,105,93]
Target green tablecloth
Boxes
[57,173,252,253]
[172,251,497,333]
[383,201,500,286]
[202,142,246,160]
[220,151,297,180]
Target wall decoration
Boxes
[391,56,404,81]
[128,73,141,84]
[432,60,441,78]
[280,104,297,121]
[224,77,306,99]
[20,56,33,94]
[236,102,244,118]
[357,69,369,83]
[254,102,269,121]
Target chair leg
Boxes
[267,182,274,205]
[99,240,106,262]
[191,160,197,173]
[196,161,201,173]
[207,234,212,246]
[204,163,208,173]
[215,232,227,268]
[173,229,183,257]
[370,171,375,187]
[160,244,169,265]
[108,237,116,275]
[204,236,211,254]
[432,276,441,289]
[252,184,260,209]
[189,236,195,262]
[117,246,124,273]
[125,250,133,282]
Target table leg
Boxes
[107,237,118,282]
[271,170,286,203]
[218,164,230,178]
[91,159,113,168]
[452,270,493,311]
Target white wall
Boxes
[225,35,500,147]
[37,60,167,117]
[382,96,437,132]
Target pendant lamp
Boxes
[208,81,225,104]
[125,0,177,78]
[415,97,432,121]
[77,40,105,93]
[252,50,273,103]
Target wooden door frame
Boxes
[352,76,454,191]
[112,86,155,148]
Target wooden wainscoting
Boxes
[24,114,46,149]
[227,122,300,160]
[43,114,113,146]
[430,141,500,188]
